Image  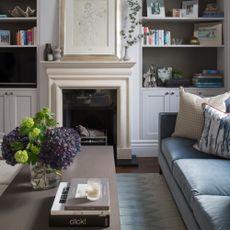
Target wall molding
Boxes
[131,140,159,157]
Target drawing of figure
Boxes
[73,0,107,48]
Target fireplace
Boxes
[63,89,117,147]
[42,61,136,163]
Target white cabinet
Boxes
[142,88,179,140]
[0,89,37,139]
[141,87,225,140]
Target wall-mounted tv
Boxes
[0,48,36,87]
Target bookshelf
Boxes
[140,0,228,144]
[141,0,226,87]
[0,0,38,137]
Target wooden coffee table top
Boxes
[0,146,121,230]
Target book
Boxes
[27,29,33,45]
[64,178,110,211]
[49,214,110,227]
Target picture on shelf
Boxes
[182,0,198,18]
[157,67,172,86]
[0,30,10,45]
[194,22,222,46]
[146,0,165,18]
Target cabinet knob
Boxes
[170,92,175,95]
[165,92,169,95]
[9,92,13,95]
[198,92,202,96]
[4,92,8,96]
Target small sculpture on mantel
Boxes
[143,64,157,88]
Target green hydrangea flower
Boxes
[30,144,40,155]
[20,117,34,129]
[15,150,28,164]
[30,128,41,138]
[41,107,49,113]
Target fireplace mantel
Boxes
[42,61,135,161]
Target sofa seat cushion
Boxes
[173,159,230,209]
[161,137,219,171]
[193,195,230,230]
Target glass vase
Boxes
[30,162,61,190]
[122,47,131,61]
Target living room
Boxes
[0,0,230,229]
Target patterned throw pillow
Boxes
[172,88,230,140]
[195,104,230,158]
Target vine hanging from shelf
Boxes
[120,0,143,48]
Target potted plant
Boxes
[120,0,143,61]
[1,107,80,190]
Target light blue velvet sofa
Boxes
[159,112,230,230]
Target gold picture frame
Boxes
[59,0,121,61]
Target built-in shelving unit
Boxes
[140,0,228,144]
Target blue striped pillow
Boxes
[195,104,230,158]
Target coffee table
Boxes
[0,146,121,230]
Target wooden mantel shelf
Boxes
[41,60,136,69]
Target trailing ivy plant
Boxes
[120,0,143,48]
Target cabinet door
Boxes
[169,90,180,112]
[9,90,37,130]
[0,92,10,138]
[142,90,169,140]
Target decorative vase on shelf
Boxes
[30,162,61,190]
[53,46,62,61]
[122,47,131,61]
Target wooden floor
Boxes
[116,157,159,173]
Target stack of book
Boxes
[192,70,224,88]
[16,27,37,45]
[142,26,171,46]
[50,178,110,227]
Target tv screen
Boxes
[0,48,36,87]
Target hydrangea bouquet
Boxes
[1,108,80,190]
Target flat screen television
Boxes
[0,48,36,87]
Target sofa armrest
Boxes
[158,112,177,152]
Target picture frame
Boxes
[146,0,165,18]
[194,22,222,46]
[59,0,120,60]
[182,0,198,18]
[0,30,10,45]
[157,67,172,86]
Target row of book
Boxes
[16,27,37,46]
[142,26,171,46]
[192,70,224,88]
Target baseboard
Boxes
[131,140,159,157]
[116,155,138,167]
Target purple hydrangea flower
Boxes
[1,127,29,166]
[39,127,80,169]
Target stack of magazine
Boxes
[192,70,223,88]
[50,178,110,227]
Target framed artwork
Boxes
[194,22,222,46]
[146,0,165,18]
[182,1,198,18]
[157,67,172,86]
[59,0,119,60]
[0,30,10,45]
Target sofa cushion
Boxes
[193,195,230,230]
[172,88,230,140]
[161,137,219,171]
[173,159,230,208]
[195,104,230,159]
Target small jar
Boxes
[44,43,53,61]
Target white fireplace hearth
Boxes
[42,61,135,160]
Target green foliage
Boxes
[16,107,57,165]
[120,0,142,48]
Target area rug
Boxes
[116,173,186,230]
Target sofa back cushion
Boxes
[172,88,230,140]
[195,104,230,158]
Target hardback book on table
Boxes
[65,178,110,210]
[49,178,110,227]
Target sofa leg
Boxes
[159,166,162,175]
